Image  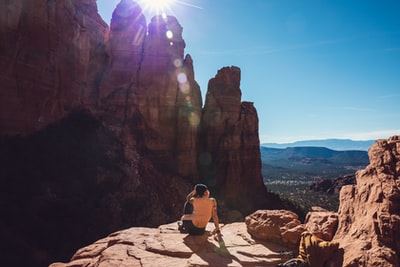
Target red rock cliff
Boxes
[0,1,274,266]
[0,0,108,134]
[0,0,266,210]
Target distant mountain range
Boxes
[262,138,376,151]
[261,146,369,181]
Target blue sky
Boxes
[97,0,400,143]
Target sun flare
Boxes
[140,0,175,15]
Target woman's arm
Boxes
[211,198,220,232]
[186,188,196,202]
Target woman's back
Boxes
[192,197,215,228]
[179,184,220,235]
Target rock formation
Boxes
[0,0,275,266]
[245,209,306,249]
[200,67,270,213]
[334,136,400,267]
[0,0,268,222]
[3,0,399,266]
[0,0,108,134]
[310,174,356,194]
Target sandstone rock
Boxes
[200,67,268,213]
[310,174,356,194]
[98,0,146,110]
[0,0,108,135]
[134,14,202,179]
[50,222,292,267]
[304,210,338,241]
[245,210,305,248]
[0,0,308,266]
[334,136,400,267]
[245,209,339,251]
[0,0,268,225]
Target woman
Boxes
[179,184,221,236]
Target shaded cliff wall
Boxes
[0,0,108,134]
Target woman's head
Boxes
[195,184,208,197]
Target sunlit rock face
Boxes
[98,0,146,111]
[49,222,291,267]
[135,15,202,179]
[334,136,400,267]
[200,66,269,213]
[0,0,108,135]
[99,3,202,179]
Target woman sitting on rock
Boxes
[179,184,221,236]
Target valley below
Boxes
[261,145,370,212]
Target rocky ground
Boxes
[50,222,289,267]
[50,209,335,267]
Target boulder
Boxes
[304,210,338,241]
[245,210,305,248]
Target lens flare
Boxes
[188,112,200,127]
[166,30,173,39]
[173,58,182,68]
[177,72,187,84]
[180,83,190,94]
[177,72,190,94]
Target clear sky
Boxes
[97,0,400,143]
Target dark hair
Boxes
[195,184,208,197]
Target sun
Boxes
[139,0,175,15]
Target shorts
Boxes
[182,220,206,235]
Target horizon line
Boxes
[260,131,400,144]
